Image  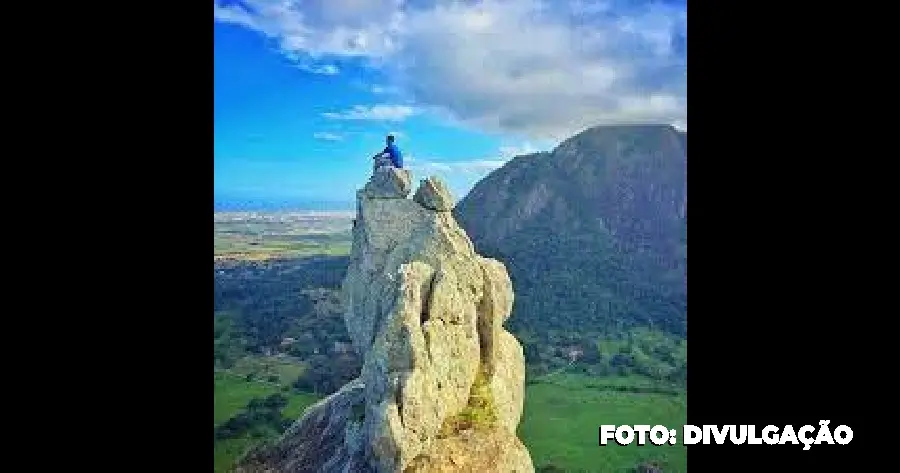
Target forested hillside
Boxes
[454,125,687,351]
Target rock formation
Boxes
[412,176,454,211]
[236,167,534,473]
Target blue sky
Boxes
[214,0,686,206]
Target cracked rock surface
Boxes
[236,174,533,473]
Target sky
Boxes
[214,0,687,207]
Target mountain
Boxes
[453,124,687,339]
[236,169,533,473]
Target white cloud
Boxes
[297,62,339,75]
[370,84,399,95]
[408,140,550,178]
[313,131,345,141]
[498,142,546,159]
[347,80,402,95]
[408,159,507,176]
[214,0,404,58]
[214,0,687,139]
[323,104,418,121]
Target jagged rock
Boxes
[413,176,454,211]
[484,330,525,434]
[236,172,533,473]
[475,257,524,433]
[235,379,374,473]
[362,167,412,199]
[477,257,513,376]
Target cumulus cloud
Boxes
[214,0,686,139]
[323,104,418,121]
[313,131,345,141]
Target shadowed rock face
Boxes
[236,168,533,473]
[237,380,375,473]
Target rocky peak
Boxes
[361,167,413,199]
[236,168,534,473]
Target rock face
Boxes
[362,167,413,199]
[412,176,454,211]
[235,173,533,473]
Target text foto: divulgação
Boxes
[599,421,853,450]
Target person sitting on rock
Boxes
[371,134,403,173]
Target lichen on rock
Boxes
[235,172,533,473]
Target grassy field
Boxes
[226,356,308,385]
[520,374,686,473]
[213,372,685,473]
[214,372,320,473]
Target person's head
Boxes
[386,134,395,145]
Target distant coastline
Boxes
[214,197,355,213]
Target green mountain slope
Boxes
[454,125,687,339]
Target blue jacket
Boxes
[384,143,403,168]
